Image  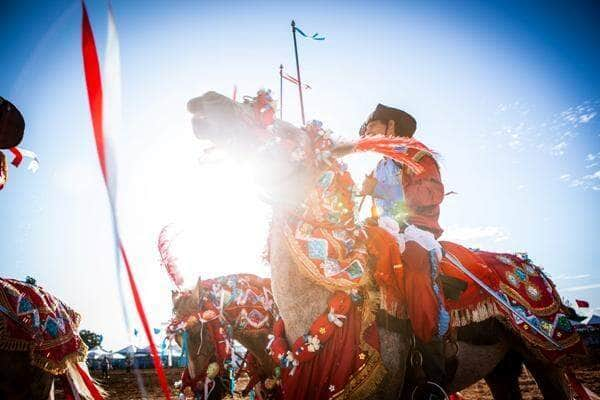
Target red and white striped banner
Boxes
[81,3,171,398]
[281,72,312,90]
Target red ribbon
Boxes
[9,147,23,167]
[75,363,105,400]
[81,2,171,398]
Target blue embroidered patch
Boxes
[322,259,342,277]
[17,297,34,314]
[44,317,60,338]
[345,260,364,279]
[307,238,328,260]
[515,268,527,281]
[318,171,335,189]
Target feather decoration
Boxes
[158,224,184,288]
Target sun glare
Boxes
[170,157,272,286]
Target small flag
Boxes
[281,73,311,90]
[9,147,39,172]
[153,328,161,335]
[576,299,590,308]
[294,26,325,41]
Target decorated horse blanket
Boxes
[438,244,585,363]
[168,274,279,395]
[0,278,87,375]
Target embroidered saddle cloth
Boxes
[0,278,87,374]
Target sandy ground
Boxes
[52,363,600,400]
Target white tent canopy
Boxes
[116,345,143,355]
[87,346,111,360]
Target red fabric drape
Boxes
[282,306,364,399]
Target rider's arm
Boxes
[403,155,444,208]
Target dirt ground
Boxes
[52,363,600,400]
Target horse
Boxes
[170,274,281,399]
[0,278,105,400]
[185,91,585,399]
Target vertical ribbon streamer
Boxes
[81,2,171,398]
[103,5,149,397]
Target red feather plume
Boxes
[158,224,184,288]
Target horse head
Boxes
[187,90,353,208]
[170,277,220,383]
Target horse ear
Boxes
[193,276,203,301]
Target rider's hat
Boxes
[0,96,25,149]
[359,103,416,138]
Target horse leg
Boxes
[30,367,54,400]
[483,350,523,400]
[374,327,409,400]
[520,351,571,400]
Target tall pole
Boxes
[291,20,306,125]
[279,64,283,120]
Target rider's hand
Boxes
[361,175,378,196]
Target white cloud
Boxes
[441,225,510,249]
[554,274,591,281]
[579,112,597,124]
[561,283,600,292]
[558,174,571,182]
[569,170,600,191]
[490,100,599,158]
[550,141,567,156]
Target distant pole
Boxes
[291,20,306,125]
[279,64,283,119]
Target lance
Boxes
[291,20,306,125]
[444,251,562,350]
[279,64,283,119]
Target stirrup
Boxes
[410,381,449,400]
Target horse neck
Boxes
[268,211,330,344]
[233,330,277,375]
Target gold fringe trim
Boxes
[499,283,560,316]
[31,340,88,376]
[450,300,501,327]
[343,282,388,399]
[0,316,33,352]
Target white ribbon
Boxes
[404,224,442,261]
[266,334,275,351]
[285,351,299,376]
[327,308,346,328]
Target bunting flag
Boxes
[8,147,39,172]
[281,72,312,90]
[576,299,590,308]
[294,26,325,40]
[81,3,171,398]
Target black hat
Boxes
[360,103,416,138]
[0,96,25,149]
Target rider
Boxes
[360,104,449,390]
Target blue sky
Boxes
[1,0,599,349]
